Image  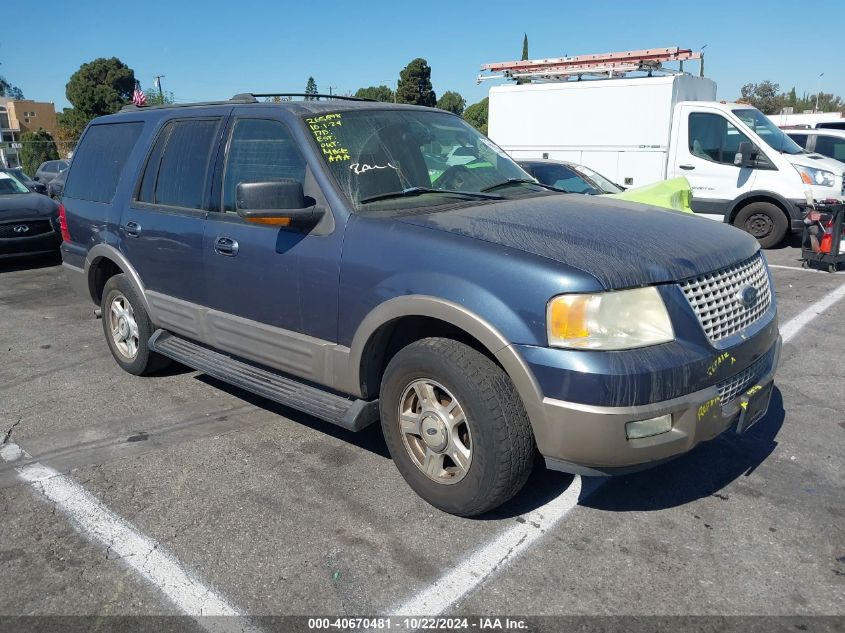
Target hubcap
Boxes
[398,379,472,485]
[108,293,139,360]
[746,212,773,238]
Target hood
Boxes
[0,192,60,220]
[397,194,760,290]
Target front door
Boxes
[670,107,757,219]
[201,111,343,378]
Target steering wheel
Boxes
[436,165,473,191]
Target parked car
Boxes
[0,167,48,195]
[48,169,67,199]
[519,159,623,194]
[0,171,61,259]
[786,128,845,164]
[61,98,780,516]
[34,159,69,184]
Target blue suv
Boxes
[60,95,781,516]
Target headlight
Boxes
[547,287,674,350]
[794,165,835,188]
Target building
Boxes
[0,98,60,168]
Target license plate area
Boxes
[735,383,773,434]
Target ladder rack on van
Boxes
[477,46,703,83]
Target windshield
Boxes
[0,172,30,195]
[573,165,623,193]
[732,108,803,155]
[11,168,33,181]
[305,109,538,211]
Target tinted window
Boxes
[814,135,845,161]
[140,119,220,209]
[688,113,752,165]
[818,121,845,130]
[64,122,143,203]
[787,133,808,149]
[222,119,306,213]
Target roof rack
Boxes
[477,46,703,83]
[120,92,371,112]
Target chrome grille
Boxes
[679,253,772,343]
[716,354,768,406]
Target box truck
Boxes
[486,54,845,247]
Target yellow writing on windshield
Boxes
[306,113,351,162]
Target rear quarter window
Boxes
[64,122,144,203]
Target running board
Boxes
[148,330,378,432]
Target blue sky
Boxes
[2,0,843,111]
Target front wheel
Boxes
[379,337,535,517]
[733,201,788,249]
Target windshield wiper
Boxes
[481,178,567,193]
[360,187,504,204]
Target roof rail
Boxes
[232,92,372,102]
[119,92,373,112]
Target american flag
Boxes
[132,82,147,106]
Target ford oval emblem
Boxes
[13,225,30,234]
[426,428,438,436]
[737,284,758,308]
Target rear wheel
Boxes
[733,201,788,249]
[379,337,535,517]
[101,274,169,376]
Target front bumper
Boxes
[535,336,781,476]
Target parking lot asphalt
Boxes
[1,241,843,627]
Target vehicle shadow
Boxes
[0,252,61,273]
[193,374,392,460]
[581,386,785,512]
[193,373,784,518]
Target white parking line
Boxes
[780,279,845,343]
[0,442,262,633]
[768,264,843,275]
[390,475,585,616]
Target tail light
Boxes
[58,203,71,242]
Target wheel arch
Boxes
[84,244,152,315]
[346,296,546,434]
[728,191,795,227]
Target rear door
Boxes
[120,111,229,316]
[669,106,757,218]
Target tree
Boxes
[739,80,783,114]
[305,77,318,100]
[19,130,59,176]
[143,89,175,106]
[396,58,436,107]
[65,57,135,118]
[463,97,489,135]
[354,85,394,102]
[517,33,530,85]
[436,91,466,115]
[0,59,24,99]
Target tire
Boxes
[733,201,788,249]
[379,337,535,517]
[101,274,169,376]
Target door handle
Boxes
[679,164,695,170]
[124,221,141,237]
[214,236,239,257]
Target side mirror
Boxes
[235,179,323,227]
[734,142,755,168]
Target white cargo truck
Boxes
[484,49,845,247]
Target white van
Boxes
[488,75,845,247]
